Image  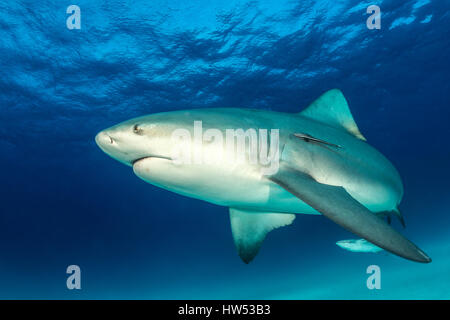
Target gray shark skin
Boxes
[95,89,431,264]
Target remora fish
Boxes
[95,89,431,264]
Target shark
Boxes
[95,89,431,264]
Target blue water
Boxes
[1,0,449,299]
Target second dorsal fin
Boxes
[300,89,367,141]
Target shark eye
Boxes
[133,124,143,134]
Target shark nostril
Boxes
[109,136,114,144]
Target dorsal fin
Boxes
[300,89,367,141]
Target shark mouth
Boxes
[131,156,172,166]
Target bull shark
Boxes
[95,89,431,264]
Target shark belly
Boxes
[132,157,318,214]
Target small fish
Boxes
[336,239,384,253]
[293,133,342,149]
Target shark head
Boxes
[95,111,225,196]
[95,114,177,168]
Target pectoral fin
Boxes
[229,208,295,263]
[269,167,431,263]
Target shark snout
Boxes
[95,131,114,148]
[95,130,132,164]
[95,128,150,167]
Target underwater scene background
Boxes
[0,0,449,299]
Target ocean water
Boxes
[0,0,449,299]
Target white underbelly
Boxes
[132,157,318,214]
